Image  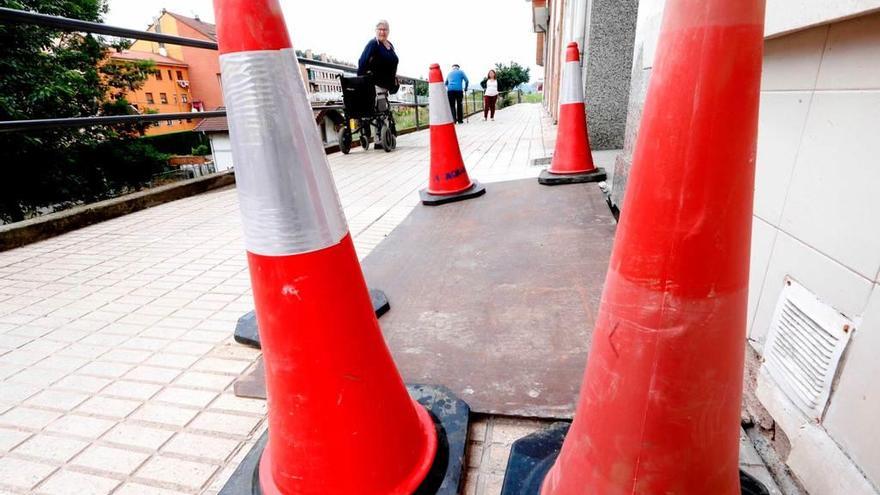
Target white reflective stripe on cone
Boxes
[220,48,348,257]
[429,82,454,125]
[559,60,584,105]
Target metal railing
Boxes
[0,7,431,133]
[0,7,527,135]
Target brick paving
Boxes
[1,101,754,495]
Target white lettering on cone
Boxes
[220,49,348,256]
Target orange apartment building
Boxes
[131,10,223,113]
[108,50,196,136]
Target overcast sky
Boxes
[105,0,544,83]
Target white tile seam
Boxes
[754,213,876,303]
[761,88,880,93]
[748,217,781,337]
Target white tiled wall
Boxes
[761,25,827,90]
[815,13,880,90]
[747,217,777,332]
[753,92,812,224]
[765,0,880,38]
[749,230,874,346]
[824,290,880,486]
[749,11,880,492]
[780,90,880,278]
[750,12,880,343]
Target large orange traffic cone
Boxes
[503,1,769,494]
[419,63,486,206]
[538,42,606,186]
[232,288,390,349]
[212,2,469,494]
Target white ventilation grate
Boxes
[763,278,854,420]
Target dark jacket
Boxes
[357,38,399,92]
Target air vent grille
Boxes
[763,279,853,419]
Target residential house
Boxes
[108,50,195,136]
[131,10,223,112]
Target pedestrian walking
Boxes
[445,64,469,124]
[481,69,499,121]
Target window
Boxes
[216,73,222,88]
[155,71,162,81]
[173,94,178,104]
[145,92,154,104]
[182,94,188,103]
[176,70,183,80]
[167,69,173,80]
[160,93,168,104]
[167,120,174,126]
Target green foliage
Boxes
[142,131,209,155]
[414,80,428,97]
[523,92,543,103]
[492,61,531,93]
[191,143,211,156]
[102,57,156,99]
[496,91,519,110]
[0,0,170,223]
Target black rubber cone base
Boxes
[501,422,569,495]
[218,384,470,495]
[538,167,607,186]
[233,288,391,349]
[420,181,486,206]
[501,422,771,495]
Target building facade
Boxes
[536,1,880,493]
[131,11,223,112]
[108,50,195,136]
[527,0,639,150]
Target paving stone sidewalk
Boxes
[0,103,774,495]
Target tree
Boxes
[482,61,531,93]
[0,0,169,223]
[414,80,428,97]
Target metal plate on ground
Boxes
[364,178,615,418]
[232,178,616,418]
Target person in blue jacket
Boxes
[357,19,399,93]
[445,64,469,124]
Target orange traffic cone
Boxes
[503,1,769,494]
[212,2,469,494]
[538,42,606,186]
[419,63,486,206]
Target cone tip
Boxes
[214,0,292,54]
[565,42,580,62]
[428,63,443,83]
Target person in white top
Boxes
[481,70,500,121]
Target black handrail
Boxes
[0,7,432,132]
[0,7,424,81]
[0,111,227,133]
[0,7,218,49]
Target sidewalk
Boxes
[0,102,614,495]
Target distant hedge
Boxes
[141,131,209,155]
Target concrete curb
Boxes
[0,171,236,252]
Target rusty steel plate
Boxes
[362,178,615,418]
[233,178,616,418]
